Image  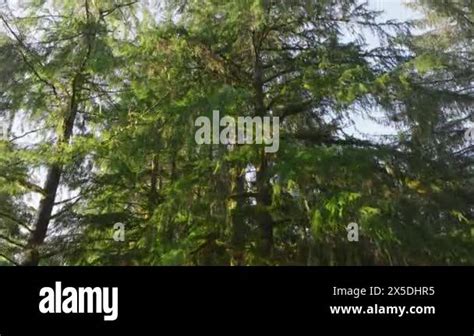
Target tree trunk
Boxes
[230,167,246,265]
[22,0,94,265]
[252,31,274,261]
[22,76,83,266]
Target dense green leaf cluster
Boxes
[0,0,472,265]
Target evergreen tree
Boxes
[0,0,472,265]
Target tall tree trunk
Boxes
[22,75,84,266]
[145,154,160,253]
[22,0,94,265]
[229,167,246,265]
[252,31,274,261]
[256,149,274,259]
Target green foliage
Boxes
[0,0,472,266]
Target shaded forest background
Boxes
[0,0,472,266]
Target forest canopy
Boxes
[0,0,472,266]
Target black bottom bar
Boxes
[0,267,472,335]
